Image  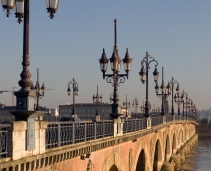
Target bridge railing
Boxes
[151,116,163,127]
[123,118,147,133]
[166,115,174,122]
[0,124,10,158]
[46,120,113,149]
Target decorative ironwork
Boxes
[151,116,163,127]
[0,124,9,158]
[123,118,147,133]
[45,115,196,150]
[46,121,113,149]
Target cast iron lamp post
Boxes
[169,77,179,115]
[123,94,130,118]
[174,84,184,115]
[181,90,188,117]
[31,69,45,111]
[92,85,103,116]
[140,100,152,116]
[132,98,138,118]
[67,78,79,117]
[1,0,59,121]
[99,19,132,119]
[139,52,159,117]
[155,67,171,115]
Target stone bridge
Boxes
[0,116,198,171]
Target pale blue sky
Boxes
[0,1,210,113]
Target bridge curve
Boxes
[0,116,198,171]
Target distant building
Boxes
[59,103,127,120]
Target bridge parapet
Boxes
[0,116,198,171]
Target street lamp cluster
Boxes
[99,19,198,119]
[1,0,59,23]
[92,85,103,116]
[67,78,79,117]
[99,19,132,118]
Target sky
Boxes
[0,1,210,114]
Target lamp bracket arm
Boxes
[148,58,158,67]
[117,75,126,86]
[105,75,115,86]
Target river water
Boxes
[181,140,211,171]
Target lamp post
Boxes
[139,52,159,117]
[174,84,184,115]
[99,19,132,119]
[169,77,179,115]
[92,85,103,116]
[123,94,130,118]
[31,68,45,111]
[67,78,79,117]
[181,90,188,117]
[1,0,59,120]
[140,100,152,117]
[155,67,171,115]
[132,98,138,118]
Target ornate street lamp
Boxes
[174,84,183,115]
[155,67,171,115]
[132,98,138,118]
[67,78,79,117]
[46,0,59,19]
[1,0,59,23]
[123,94,130,118]
[169,77,179,115]
[31,69,45,111]
[92,85,103,116]
[99,19,132,119]
[1,0,14,17]
[181,90,188,117]
[1,0,59,121]
[139,52,159,117]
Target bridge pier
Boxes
[161,161,175,171]
[170,154,181,170]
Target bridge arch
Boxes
[164,134,171,161]
[134,139,150,171]
[153,139,162,171]
[101,152,125,171]
[172,133,177,154]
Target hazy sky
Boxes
[0,1,210,113]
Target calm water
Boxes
[181,140,211,171]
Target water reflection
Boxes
[181,140,211,171]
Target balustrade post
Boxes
[94,122,97,139]
[84,123,87,141]
[6,120,47,160]
[57,123,61,147]
[147,117,151,129]
[173,115,175,121]
[103,121,105,138]
[72,123,75,144]
[163,115,166,124]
